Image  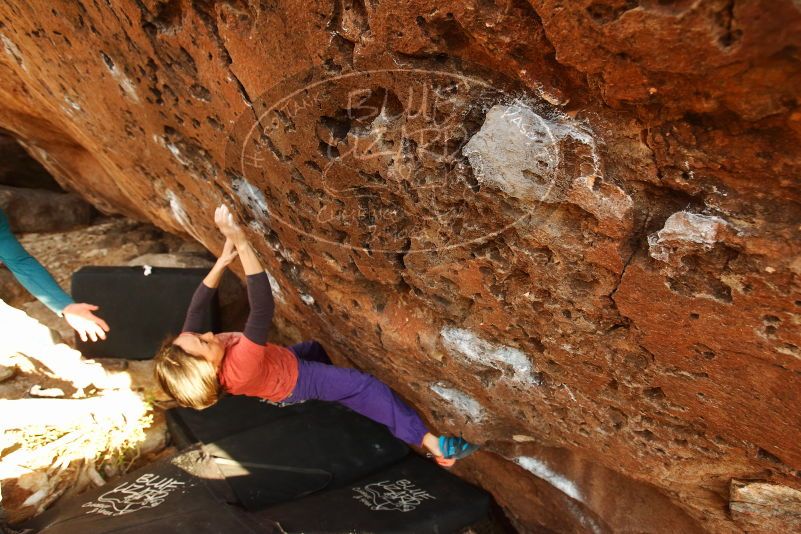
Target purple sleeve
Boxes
[181,282,217,333]
[242,272,275,345]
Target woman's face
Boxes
[173,331,224,369]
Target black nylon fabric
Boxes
[19,449,265,534]
[71,266,218,360]
[205,402,409,510]
[257,455,492,533]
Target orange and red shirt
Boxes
[215,332,298,402]
[181,272,297,402]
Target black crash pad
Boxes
[204,401,409,510]
[21,410,493,534]
[19,448,268,534]
[71,266,218,360]
[255,455,492,533]
[166,395,315,449]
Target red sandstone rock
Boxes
[0,1,799,531]
[729,480,801,533]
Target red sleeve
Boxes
[221,336,269,396]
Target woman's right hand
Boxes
[214,205,246,243]
[215,238,239,267]
[63,302,110,342]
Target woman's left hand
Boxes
[214,205,246,243]
[216,238,238,267]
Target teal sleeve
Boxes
[0,209,74,314]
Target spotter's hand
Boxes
[63,303,110,342]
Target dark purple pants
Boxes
[283,340,429,446]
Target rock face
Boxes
[0,185,94,233]
[0,1,799,531]
[729,480,801,533]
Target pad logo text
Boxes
[82,473,186,517]
[352,479,435,512]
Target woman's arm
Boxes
[214,205,274,344]
[241,271,274,345]
[181,238,238,333]
[202,238,239,289]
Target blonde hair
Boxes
[153,336,220,410]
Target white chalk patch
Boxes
[299,293,315,306]
[248,219,266,234]
[166,190,203,242]
[233,177,271,226]
[0,34,26,71]
[440,326,539,385]
[430,382,485,422]
[462,102,602,208]
[565,498,605,534]
[166,142,190,167]
[515,456,582,502]
[64,96,82,112]
[116,74,139,102]
[167,191,188,226]
[235,178,268,213]
[101,54,140,102]
[265,269,285,304]
[142,265,152,276]
[159,136,213,183]
[658,212,727,244]
[463,104,559,202]
[648,211,729,263]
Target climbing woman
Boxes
[153,204,478,467]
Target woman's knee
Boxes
[310,340,331,363]
[291,340,327,363]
